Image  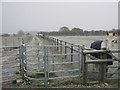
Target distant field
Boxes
[52,36,118,49]
[0,36,33,47]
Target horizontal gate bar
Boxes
[48,53,79,57]
[0,46,19,49]
[85,59,114,64]
[49,69,79,73]
[24,74,45,81]
[26,70,44,74]
[50,61,78,65]
[49,75,81,80]
[84,49,120,54]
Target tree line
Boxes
[38,27,120,36]
[1,30,31,37]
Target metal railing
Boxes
[1,35,119,87]
[37,35,120,86]
[19,43,82,87]
[0,46,21,85]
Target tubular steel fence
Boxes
[20,43,82,87]
[0,46,21,85]
[37,35,120,86]
[1,35,120,87]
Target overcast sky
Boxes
[2,2,118,34]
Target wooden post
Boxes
[99,53,107,84]
[83,53,87,85]
[65,42,67,59]
[71,44,73,62]
[78,45,81,77]
[81,45,88,85]
[81,45,84,74]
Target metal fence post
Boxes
[60,40,62,53]
[52,46,55,71]
[71,44,73,62]
[44,46,48,87]
[57,39,59,50]
[37,42,40,70]
[78,45,81,77]
[65,42,67,59]
[19,45,22,76]
[19,42,27,81]
[46,47,49,81]
[54,38,56,45]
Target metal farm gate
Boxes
[1,38,119,87]
[20,42,82,87]
[19,40,120,87]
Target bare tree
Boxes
[59,26,70,32]
[17,30,25,36]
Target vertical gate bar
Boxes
[21,44,24,80]
[65,42,67,59]
[46,46,49,81]
[60,40,62,53]
[19,44,23,76]
[37,42,40,70]
[54,38,56,45]
[19,42,27,81]
[52,46,55,71]
[78,45,81,78]
[57,39,59,50]
[44,46,48,87]
[22,43,27,81]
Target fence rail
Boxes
[1,46,20,85]
[37,35,120,86]
[1,35,120,87]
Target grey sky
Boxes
[2,2,118,34]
